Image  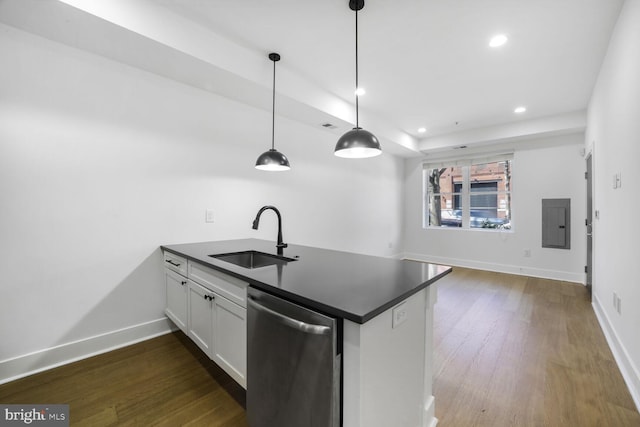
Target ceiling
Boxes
[1,0,625,157]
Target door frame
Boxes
[586,151,593,293]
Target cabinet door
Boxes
[213,296,247,388]
[165,269,188,333]
[188,281,215,357]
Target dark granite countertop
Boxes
[161,239,452,324]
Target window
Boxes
[423,156,512,230]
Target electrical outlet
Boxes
[392,302,408,329]
[613,292,622,315]
[616,294,622,315]
[205,209,215,223]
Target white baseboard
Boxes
[592,295,640,412]
[423,394,438,427]
[402,252,584,284]
[425,417,438,427]
[0,317,176,385]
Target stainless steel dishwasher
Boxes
[247,287,341,427]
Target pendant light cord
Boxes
[355,5,359,129]
[271,57,276,150]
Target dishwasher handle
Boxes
[248,295,331,335]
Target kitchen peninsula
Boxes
[162,239,451,427]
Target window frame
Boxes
[422,155,513,231]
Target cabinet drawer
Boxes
[188,261,247,308]
[164,251,187,276]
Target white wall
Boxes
[586,0,640,408]
[0,24,404,381]
[403,134,587,283]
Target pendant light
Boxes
[334,0,382,159]
[256,52,291,171]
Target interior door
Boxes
[586,153,593,293]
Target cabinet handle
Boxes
[166,259,181,267]
[181,281,187,286]
[204,294,214,301]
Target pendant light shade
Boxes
[335,0,382,159]
[255,148,290,171]
[256,52,290,171]
[334,127,381,158]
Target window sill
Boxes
[423,226,514,233]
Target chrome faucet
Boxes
[252,205,288,255]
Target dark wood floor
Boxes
[0,332,247,426]
[1,267,638,426]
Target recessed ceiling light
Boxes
[355,87,366,96]
[514,106,527,113]
[418,127,427,134]
[489,34,508,48]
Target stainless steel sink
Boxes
[209,250,297,269]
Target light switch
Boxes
[613,173,622,189]
[205,209,215,223]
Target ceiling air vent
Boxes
[321,123,338,130]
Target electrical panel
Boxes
[542,198,571,249]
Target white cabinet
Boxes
[187,280,215,356]
[165,269,188,333]
[164,252,188,334]
[187,278,247,388]
[163,251,247,389]
[188,261,247,307]
[212,293,247,387]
